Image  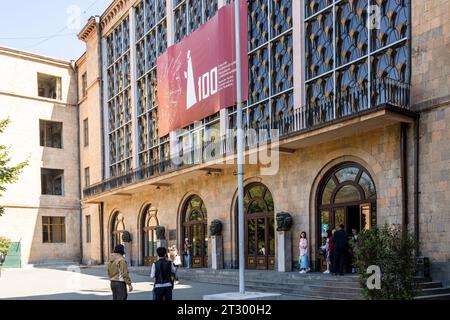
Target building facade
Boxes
[0,46,80,265]
[76,0,450,284]
[0,0,448,285]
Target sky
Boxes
[0,0,112,61]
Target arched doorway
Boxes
[111,211,125,251]
[317,162,377,239]
[182,195,208,268]
[141,205,159,266]
[240,183,275,270]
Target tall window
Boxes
[173,0,218,44]
[40,120,62,149]
[37,73,62,100]
[84,167,90,188]
[83,118,89,147]
[86,215,91,243]
[304,0,410,113]
[135,0,168,168]
[41,169,64,196]
[228,0,294,132]
[42,217,66,243]
[82,72,88,98]
[106,17,133,177]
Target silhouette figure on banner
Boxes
[184,50,197,110]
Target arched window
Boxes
[141,206,159,266]
[111,212,125,251]
[318,162,377,236]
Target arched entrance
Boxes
[317,162,377,238]
[182,195,208,268]
[111,211,125,251]
[140,205,159,266]
[240,183,275,270]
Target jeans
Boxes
[185,254,191,268]
[154,286,173,300]
[299,255,309,270]
[110,281,127,300]
[333,251,345,275]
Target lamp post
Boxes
[234,0,245,295]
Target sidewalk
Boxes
[0,266,305,300]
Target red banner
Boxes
[157,0,248,137]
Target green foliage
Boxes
[354,223,417,300]
[0,118,29,216]
[0,236,13,256]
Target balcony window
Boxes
[40,120,62,149]
[41,168,64,196]
[37,73,62,100]
[84,167,90,188]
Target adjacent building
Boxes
[0,46,80,266]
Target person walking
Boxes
[332,224,348,276]
[298,232,310,273]
[183,238,192,269]
[150,247,176,300]
[169,245,181,284]
[321,230,334,274]
[107,244,133,300]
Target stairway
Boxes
[175,269,364,300]
[414,277,450,300]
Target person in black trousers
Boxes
[332,224,348,276]
[151,247,176,300]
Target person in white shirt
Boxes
[150,247,176,300]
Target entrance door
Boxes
[182,195,208,268]
[242,183,275,270]
[317,163,377,271]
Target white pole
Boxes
[234,0,245,295]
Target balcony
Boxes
[83,77,415,200]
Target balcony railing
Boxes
[83,77,411,198]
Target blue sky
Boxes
[0,0,112,61]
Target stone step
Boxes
[415,292,450,300]
[416,287,450,297]
[417,282,442,289]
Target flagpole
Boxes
[234,0,245,295]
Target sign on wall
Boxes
[157,0,248,137]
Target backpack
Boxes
[328,237,334,252]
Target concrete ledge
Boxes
[204,292,282,300]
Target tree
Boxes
[0,118,29,216]
[0,236,12,256]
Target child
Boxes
[321,230,334,274]
[299,232,310,273]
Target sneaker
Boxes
[323,270,330,274]
[299,270,306,274]
[175,281,180,285]
[306,268,311,273]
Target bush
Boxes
[0,236,12,256]
[353,223,417,300]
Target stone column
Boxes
[277,231,292,272]
[210,235,224,270]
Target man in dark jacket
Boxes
[150,247,176,300]
[332,224,348,276]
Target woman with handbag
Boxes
[299,232,310,273]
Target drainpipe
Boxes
[71,60,83,265]
[400,122,408,229]
[414,116,420,255]
[95,16,106,181]
[99,202,105,264]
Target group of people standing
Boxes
[107,238,193,301]
[298,225,359,275]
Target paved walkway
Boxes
[0,266,303,300]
